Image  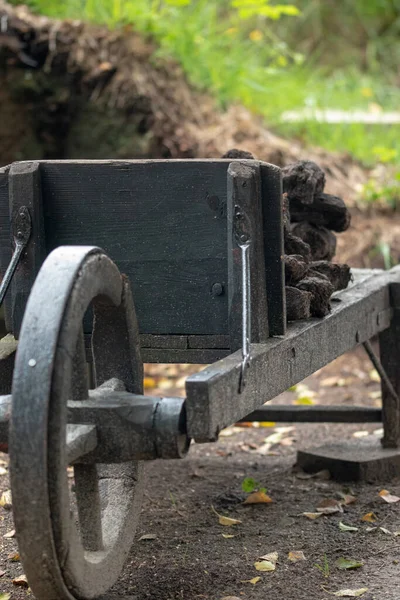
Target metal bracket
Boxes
[233,205,252,392]
[0,206,31,307]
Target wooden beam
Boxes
[186,267,399,442]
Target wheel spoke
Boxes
[74,464,104,552]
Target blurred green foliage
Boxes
[8,0,400,169]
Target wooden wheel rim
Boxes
[10,246,144,600]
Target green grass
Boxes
[9,0,400,166]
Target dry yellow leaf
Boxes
[333,589,368,597]
[254,560,275,572]
[8,551,20,562]
[0,466,7,476]
[379,489,400,503]
[243,491,273,505]
[222,533,235,539]
[212,506,242,526]
[0,490,12,509]
[143,377,156,388]
[241,576,261,585]
[259,551,278,564]
[361,512,377,523]
[288,550,306,562]
[4,529,15,539]
[302,512,323,520]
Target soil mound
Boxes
[0,1,367,201]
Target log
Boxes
[289,192,351,232]
[286,286,312,321]
[285,254,309,286]
[296,276,334,318]
[291,222,336,261]
[222,149,255,159]
[282,160,326,205]
[309,261,352,292]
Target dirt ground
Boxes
[1,347,400,600]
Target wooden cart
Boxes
[0,159,399,600]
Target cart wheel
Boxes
[10,246,145,600]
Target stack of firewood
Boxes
[222,151,352,321]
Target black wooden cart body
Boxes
[0,159,399,600]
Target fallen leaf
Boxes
[317,498,343,515]
[353,431,369,438]
[379,489,400,503]
[212,506,242,527]
[222,533,235,539]
[339,493,357,505]
[220,597,241,600]
[241,576,261,585]
[288,550,306,562]
[361,512,377,523]
[13,574,28,588]
[295,471,314,480]
[219,427,241,437]
[0,570,5,577]
[321,376,341,387]
[0,490,12,509]
[294,396,314,405]
[259,422,276,427]
[143,377,156,388]
[254,560,275,572]
[0,466,7,476]
[4,529,15,539]
[369,369,380,382]
[339,522,359,532]
[139,533,157,541]
[259,551,278,564]
[8,551,20,562]
[379,527,392,535]
[302,512,323,520]
[335,557,363,570]
[365,527,377,533]
[243,491,273,505]
[315,469,331,480]
[333,588,368,597]
[0,594,11,600]
[373,428,384,436]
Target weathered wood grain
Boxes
[186,267,399,442]
[227,161,269,352]
[260,163,286,335]
[9,162,45,336]
[380,282,400,448]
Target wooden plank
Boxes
[9,162,45,336]
[141,348,229,364]
[241,404,382,423]
[0,166,10,280]
[0,166,11,331]
[188,335,229,349]
[140,335,188,349]
[186,267,399,442]
[260,163,286,336]
[227,161,269,352]
[40,160,230,336]
[379,282,400,448]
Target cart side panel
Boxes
[40,160,230,336]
